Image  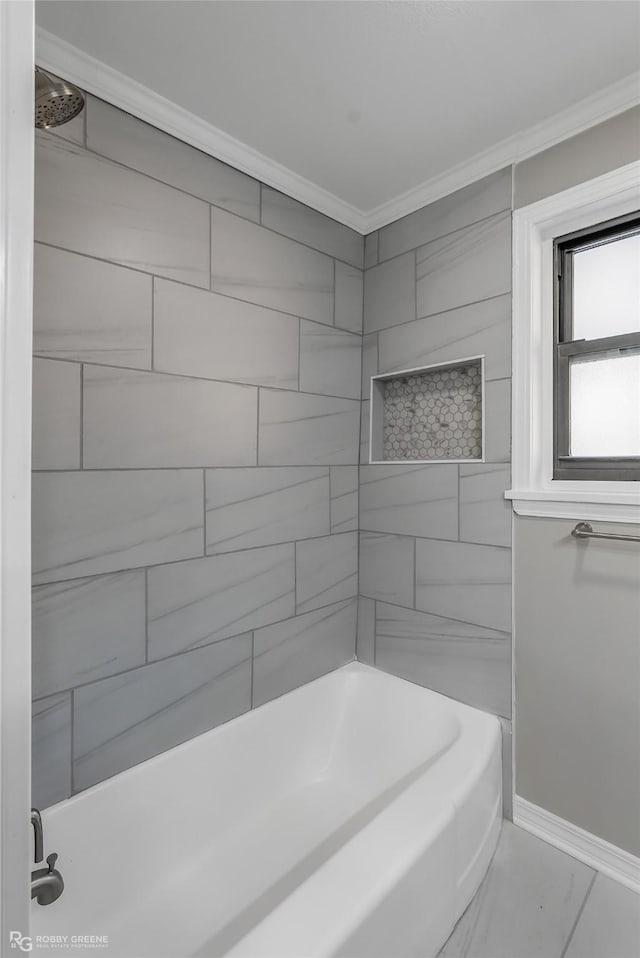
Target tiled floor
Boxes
[439,822,640,958]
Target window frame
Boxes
[553,212,640,481]
[507,160,640,525]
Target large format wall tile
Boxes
[363,252,416,333]
[335,262,364,332]
[376,602,511,718]
[87,97,260,222]
[356,597,376,665]
[361,332,378,399]
[253,598,356,707]
[83,366,257,468]
[153,279,298,390]
[35,135,210,288]
[364,232,379,269]
[32,358,81,470]
[379,168,512,263]
[73,637,252,790]
[206,467,329,554]
[359,464,458,540]
[211,208,334,325]
[258,389,360,465]
[32,470,204,584]
[416,211,511,319]
[261,187,363,267]
[415,538,511,632]
[32,571,146,699]
[359,532,415,607]
[299,321,361,399]
[484,378,511,462]
[32,692,72,809]
[295,532,358,614]
[378,294,511,382]
[33,244,152,369]
[330,466,358,533]
[460,464,512,547]
[147,544,295,659]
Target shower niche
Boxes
[369,356,485,464]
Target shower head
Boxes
[35,68,85,130]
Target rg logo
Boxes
[9,932,32,952]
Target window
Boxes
[553,213,640,481]
[508,161,640,523]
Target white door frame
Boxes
[0,0,34,949]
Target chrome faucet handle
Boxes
[31,808,43,864]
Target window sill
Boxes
[505,488,640,524]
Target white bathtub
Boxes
[31,663,502,958]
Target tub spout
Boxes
[31,853,64,906]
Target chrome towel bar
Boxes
[572,521,640,543]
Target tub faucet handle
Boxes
[31,808,43,864]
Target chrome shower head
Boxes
[35,68,84,130]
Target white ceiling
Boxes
[36,0,640,229]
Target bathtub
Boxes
[30,662,502,958]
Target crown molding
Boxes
[36,27,640,235]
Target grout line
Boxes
[259,184,263,225]
[144,568,149,663]
[79,363,84,469]
[560,871,598,958]
[69,689,75,796]
[31,353,360,404]
[297,320,302,392]
[249,632,255,708]
[356,592,511,636]
[293,540,298,613]
[457,465,461,540]
[414,248,418,321]
[150,277,155,369]
[202,470,207,556]
[358,529,511,550]
[413,537,417,609]
[256,390,261,465]
[332,259,336,326]
[209,204,213,292]
[373,599,377,666]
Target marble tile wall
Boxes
[32,97,363,805]
[359,168,513,813]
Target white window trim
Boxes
[507,160,640,524]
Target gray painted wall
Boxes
[513,105,640,856]
[514,516,640,856]
[32,96,363,807]
[358,168,514,814]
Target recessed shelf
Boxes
[369,357,485,464]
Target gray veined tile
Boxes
[82,366,257,468]
[330,466,358,533]
[415,538,511,632]
[439,821,594,958]
[360,401,370,464]
[364,231,379,269]
[261,187,363,267]
[32,571,146,699]
[459,464,512,548]
[363,251,416,333]
[416,211,511,319]
[32,358,81,470]
[253,598,357,707]
[153,278,298,390]
[206,467,330,554]
[211,207,334,326]
[73,636,252,791]
[32,470,204,584]
[564,873,640,958]
[32,692,72,810]
[499,718,513,820]
[147,543,295,659]
[356,596,376,666]
[299,320,361,400]
[35,134,210,288]
[258,389,360,465]
[484,379,511,463]
[378,168,512,263]
[295,532,358,614]
[375,602,511,718]
[361,332,378,400]
[33,244,152,369]
[378,294,511,383]
[335,262,364,332]
[87,96,260,222]
[359,532,415,607]
[359,464,458,540]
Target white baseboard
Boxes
[514,796,640,894]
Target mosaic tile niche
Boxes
[371,360,483,462]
